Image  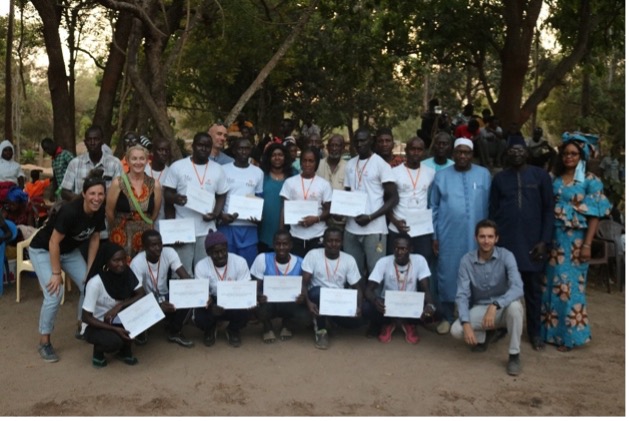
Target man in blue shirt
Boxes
[451,219,524,376]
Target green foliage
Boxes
[20,149,36,164]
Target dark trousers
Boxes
[522,271,543,340]
[291,236,323,258]
[255,301,311,331]
[84,325,131,357]
[307,286,365,330]
[164,308,191,334]
[362,299,419,329]
[193,297,249,333]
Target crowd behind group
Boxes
[1,103,620,377]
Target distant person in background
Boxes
[119,132,140,173]
[41,137,74,200]
[0,140,25,203]
[422,132,454,172]
[374,127,405,168]
[317,134,347,230]
[418,98,441,151]
[301,113,321,139]
[3,186,35,229]
[526,127,556,171]
[208,123,234,165]
[145,137,171,223]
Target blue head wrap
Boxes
[7,186,28,203]
[561,131,599,182]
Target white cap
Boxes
[454,138,474,150]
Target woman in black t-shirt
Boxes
[30,176,107,363]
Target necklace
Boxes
[191,158,209,186]
[214,264,229,281]
[301,175,315,199]
[394,260,412,291]
[324,254,341,283]
[274,255,292,275]
[146,257,161,293]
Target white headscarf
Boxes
[0,140,25,183]
[454,138,474,150]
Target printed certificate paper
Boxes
[169,278,209,309]
[318,288,357,317]
[159,218,196,244]
[217,281,257,309]
[117,294,165,338]
[284,200,319,225]
[185,184,216,215]
[263,276,302,302]
[384,291,425,319]
[330,190,368,217]
[405,209,434,238]
[227,195,264,221]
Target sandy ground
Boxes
[0,272,624,417]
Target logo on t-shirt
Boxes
[73,227,96,242]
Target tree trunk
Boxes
[31,0,75,153]
[4,0,14,141]
[92,11,133,145]
[224,0,320,127]
[580,65,591,131]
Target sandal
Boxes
[262,330,276,344]
[531,337,545,351]
[557,345,572,352]
[92,357,107,368]
[279,327,293,341]
[115,352,139,365]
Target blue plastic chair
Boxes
[0,221,18,296]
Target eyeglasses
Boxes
[562,152,580,157]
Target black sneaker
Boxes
[507,354,521,376]
[225,329,242,348]
[168,332,194,348]
[471,341,488,352]
[134,331,148,346]
[38,343,59,363]
[203,327,217,347]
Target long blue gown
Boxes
[430,164,491,303]
[541,173,610,348]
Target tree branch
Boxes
[95,0,167,38]
[75,46,106,70]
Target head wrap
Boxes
[139,135,153,150]
[86,242,138,300]
[205,230,227,250]
[507,135,526,149]
[0,140,15,162]
[561,131,599,182]
[454,138,474,150]
[6,186,28,203]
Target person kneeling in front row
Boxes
[450,219,524,376]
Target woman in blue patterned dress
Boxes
[541,134,611,351]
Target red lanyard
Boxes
[147,257,160,292]
[405,166,420,192]
[191,158,209,186]
[274,255,292,275]
[325,255,341,283]
[394,261,412,291]
[355,156,372,190]
[301,175,315,199]
[215,265,229,281]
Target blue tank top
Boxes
[264,253,303,276]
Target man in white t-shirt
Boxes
[343,128,399,277]
[130,230,193,347]
[387,136,436,263]
[192,231,252,348]
[251,230,310,344]
[144,138,171,225]
[364,235,436,345]
[162,132,229,275]
[218,138,264,266]
[302,228,364,350]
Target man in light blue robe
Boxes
[430,138,490,334]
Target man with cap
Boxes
[193,230,252,348]
[430,138,490,334]
[490,135,554,351]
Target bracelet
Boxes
[582,244,591,249]
[52,272,62,276]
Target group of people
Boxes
[19,115,612,378]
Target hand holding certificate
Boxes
[318,288,357,317]
[159,218,196,244]
[169,278,210,309]
[284,200,319,225]
[384,291,425,319]
[330,190,367,217]
[185,184,216,215]
[117,294,165,339]
[217,281,257,309]
[227,195,264,221]
[263,276,302,302]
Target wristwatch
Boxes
[425,303,437,312]
[492,301,501,310]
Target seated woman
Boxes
[82,242,145,368]
[0,140,25,202]
[3,187,35,242]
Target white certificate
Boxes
[284,200,319,225]
[263,276,302,303]
[406,209,434,238]
[227,195,264,221]
[330,190,368,217]
[384,291,425,319]
[169,278,209,309]
[318,288,357,317]
[185,184,216,215]
[159,218,196,244]
[117,293,165,339]
[217,281,257,309]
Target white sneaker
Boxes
[436,320,451,335]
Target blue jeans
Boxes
[29,247,88,335]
